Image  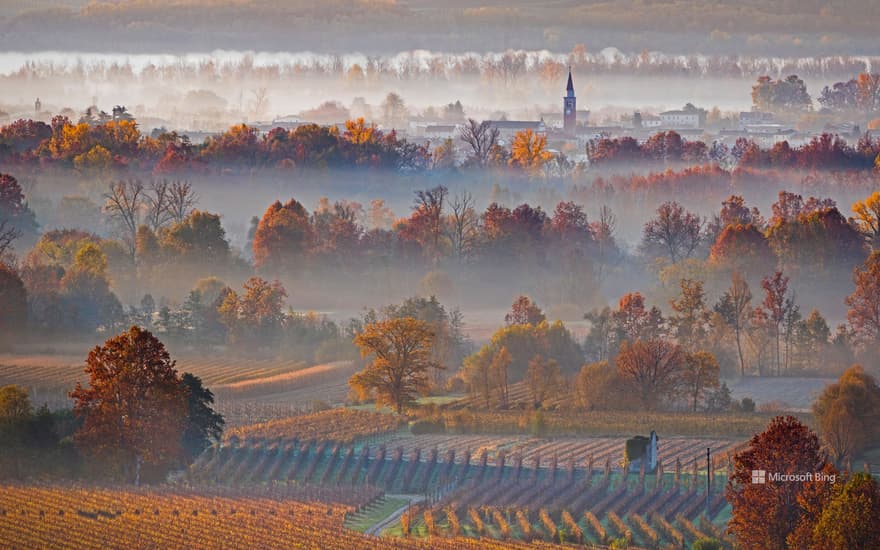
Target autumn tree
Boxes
[727,416,830,550]
[812,366,880,466]
[641,201,702,264]
[490,346,512,408]
[431,138,456,170]
[0,385,30,420]
[751,75,812,112]
[0,263,27,338]
[160,210,230,265]
[583,306,617,362]
[464,321,582,392]
[845,251,880,345]
[73,145,114,176]
[218,277,288,347]
[761,271,792,376]
[793,309,831,372]
[681,351,720,411]
[576,360,626,411]
[812,472,880,549]
[381,295,469,384]
[669,278,710,350]
[462,346,493,408]
[714,272,752,376]
[509,129,552,172]
[59,243,123,332]
[708,223,774,279]
[855,72,880,113]
[505,295,546,326]
[411,185,448,263]
[0,385,34,476]
[615,339,684,410]
[350,317,439,414]
[70,326,188,484]
[526,355,561,408]
[252,198,314,273]
[852,190,880,250]
[0,173,38,247]
[613,292,665,343]
[381,92,409,129]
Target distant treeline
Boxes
[2,117,880,176]
[3,48,878,82]
[589,131,880,171]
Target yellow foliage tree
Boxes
[509,129,553,172]
[853,191,880,250]
[98,120,141,156]
[73,145,114,173]
[344,118,378,145]
[49,122,93,159]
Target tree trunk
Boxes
[775,326,781,376]
[135,455,143,486]
[735,327,745,377]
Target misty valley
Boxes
[1,3,880,549]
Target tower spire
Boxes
[563,67,576,135]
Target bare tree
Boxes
[250,87,269,119]
[448,190,478,262]
[104,180,145,258]
[145,180,173,232]
[458,119,499,167]
[641,201,703,264]
[0,220,20,259]
[715,271,753,376]
[592,205,617,283]
[166,181,197,224]
[414,185,447,263]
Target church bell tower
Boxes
[563,68,576,135]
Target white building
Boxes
[660,109,701,129]
[628,431,659,473]
[739,111,774,129]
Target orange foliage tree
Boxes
[350,317,439,414]
[812,365,880,466]
[252,198,314,273]
[615,339,683,410]
[846,251,880,345]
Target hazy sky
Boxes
[3,1,878,56]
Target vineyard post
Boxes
[705,447,711,515]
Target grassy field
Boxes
[344,495,412,532]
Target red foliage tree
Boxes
[70,326,187,483]
[727,416,830,550]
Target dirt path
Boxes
[364,494,425,537]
